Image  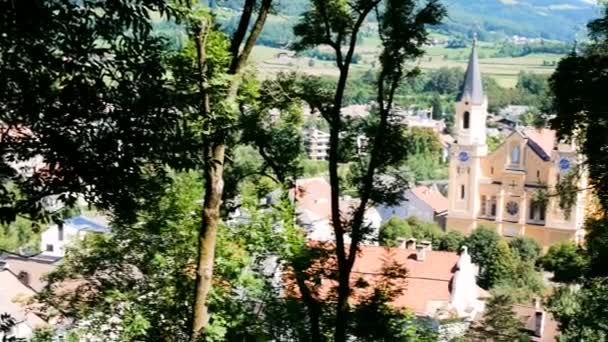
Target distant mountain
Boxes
[207,0,602,43]
[428,0,599,41]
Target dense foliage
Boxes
[544,6,608,340]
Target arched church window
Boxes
[463,111,470,129]
[511,146,520,165]
[460,185,465,199]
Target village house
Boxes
[40,215,110,258]
[446,41,588,248]
[292,178,382,243]
[0,267,47,340]
[303,128,330,161]
[284,241,489,341]
[377,185,449,229]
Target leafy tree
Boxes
[0,0,182,224]
[463,227,500,285]
[585,217,608,278]
[292,0,446,340]
[37,172,298,341]
[379,216,412,247]
[170,1,277,337]
[423,67,465,95]
[406,216,444,248]
[547,278,608,341]
[492,260,545,304]
[484,240,518,289]
[509,237,541,263]
[240,72,306,185]
[487,136,502,152]
[438,230,465,252]
[431,93,443,119]
[516,72,549,96]
[540,242,588,283]
[548,5,608,211]
[467,294,530,342]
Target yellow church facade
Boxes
[446,42,587,249]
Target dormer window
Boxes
[463,111,470,129]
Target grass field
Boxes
[252,44,563,88]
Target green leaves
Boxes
[0,0,191,223]
[540,242,588,283]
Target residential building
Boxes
[0,269,47,340]
[303,129,330,160]
[284,242,489,341]
[0,251,59,291]
[397,110,446,134]
[293,178,382,242]
[446,41,587,248]
[40,215,110,258]
[513,300,560,342]
[376,185,449,229]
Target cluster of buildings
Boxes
[446,41,587,247]
[291,41,577,340]
[304,105,449,161]
[0,42,583,341]
[0,215,109,339]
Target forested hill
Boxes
[206,0,600,43]
[444,0,598,41]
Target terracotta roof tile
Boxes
[411,186,449,214]
[286,244,478,316]
[522,128,556,161]
[0,270,47,328]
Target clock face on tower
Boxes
[458,151,470,163]
[559,158,571,172]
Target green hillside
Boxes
[207,0,600,43]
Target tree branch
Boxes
[229,0,255,58]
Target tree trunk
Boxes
[191,143,225,339]
[328,5,381,341]
[190,1,273,339]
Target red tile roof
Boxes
[512,304,560,342]
[351,246,458,314]
[411,186,449,214]
[285,244,486,316]
[522,128,556,160]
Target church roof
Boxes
[521,128,556,161]
[457,40,485,105]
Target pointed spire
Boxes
[457,36,484,105]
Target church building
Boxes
[446,41,587,248]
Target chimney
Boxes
[405,238,417,250]
[416,245,426,261]
[420,240,432,252]
[533,297,545,337]
[533,298,541,310]
[534,310,545,338]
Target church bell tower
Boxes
[448,39,488,221]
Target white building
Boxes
[304,129,330,160]
[40,215,110,258]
